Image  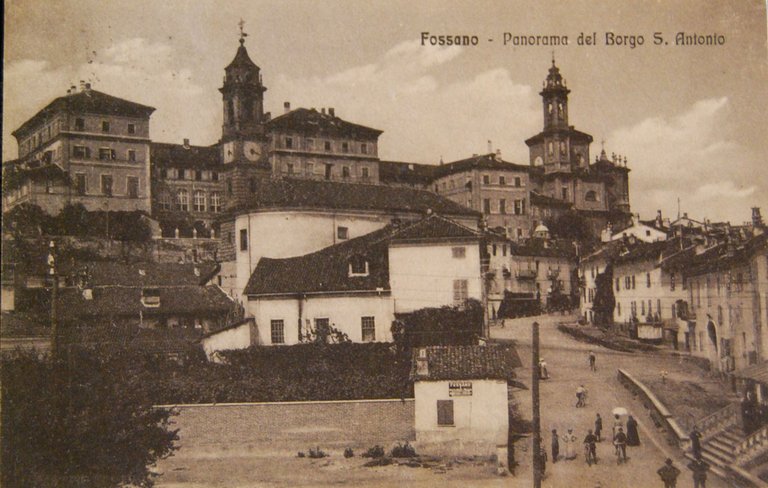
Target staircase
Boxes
[701,425,742,467]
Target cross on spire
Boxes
[238,18,248,45]
[551,50,555,65]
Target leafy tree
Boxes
[4,203,52,237]
[56,203,90,236]
[545,210,594,242]
[1,349,178,488]
[592,263,616,327]
[392,299,484,347]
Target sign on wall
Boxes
[448,381,473,397]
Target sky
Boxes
[4,0,767,224]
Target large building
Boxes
[3,84,155,215]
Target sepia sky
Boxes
[4,0,767,223]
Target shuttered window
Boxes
[437,400,454,426]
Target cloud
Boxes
[3,38,216,161]
[609,97,764,222]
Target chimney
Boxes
[656,209,662,226]
[84,82,92,91]
[328,107,335,117]
[79,80,86,90]
[183,138,190,149]
[321,108,326,115]
[70,85,77,94]
[284,101,291,114]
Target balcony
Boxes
[516,269,537,280]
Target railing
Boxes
[698,403,739,441]
[734,424,768,466]
[516,269,537,280]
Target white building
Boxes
[606,211,669,243]
[241,215,482,346]
[411,345,522,456]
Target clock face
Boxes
[244,141,261,161]
[534,156,543,166]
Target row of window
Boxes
[74,173,139,198]
[616,299,663,319]
[482,174,523,187]
[482,198,526,215]
[72,145,141,162]
[73,117,137,135]
[280,162,372,180]
[269,317,377,344]
[159,190,222,213]
[161,168,219,182]
[281,137,372,155]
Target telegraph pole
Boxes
[48,240,59,361]
[532,321,542,488]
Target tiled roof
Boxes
[580,240,624,265]
[229,177,480,218]
[13,89,155,138]
[525,127,593,146]
[151,142,221,169]
[390,214,479,243]
[433,154,529,179]
[57,285,233,320]
[509,238,576,259]
[75,261,218,287]
[409,344,521,381]
[245,215,479,296]
[378,161,436,186]
[226,44,259,70]
[266,108,382,139]
[677,234,766,276]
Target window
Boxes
[499,176,506,186]
[210,192,221,213]
[324,141,332,151]
[75,173,87,195]
[195,170,202,181]
[239,229,248,251]
[499,199,506,214]
[341,142,349,153]
[361,167,370,179]
[101,175,113,196]
[159,192,173,210]
[73,145,89,158]
[617,303,621,316]
[361,143,368,154]
[631,276,636,289]
[585,190,597,202]
[437,400,454,426]
[286,163,294,175]
[212,171,219,181]
[127,177,139,199]
[616,278,620,292]
[101,121,110,132]
[647,273,651,288]
[128,150,136,161]
[45,179,54,194]
[482,174,490,185]
[452,247,466,259]
[453,279,468,307]
[270,320,285,344]
[514,176,522,187]
[127,123,135,134]
[173,190,188,211]
[75,118,85,131]
[337,226,349,240]
[342,166,351,178]
[227,180,233,196]
[514,199,525,215]
[492,244,497,256]
[141,288,161,307]
[641,301,645,316]
[483,199,491,214]
[285,137,293,149]
[517,228,523,239]
[306,138,314,150]
[250,177,258,193]
[361,317,375,342]
[657,299,661,317]
[561,187,568,200]
[193,190,206,212]
[671,273,676,291]
[349,255,368,276]
[99,148,116,160]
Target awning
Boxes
[733,361,768,386]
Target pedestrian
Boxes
[551,429,560,463]
[689,427,702,460]
[688,458,710,488]
[657,458,681,488]
[612,414,624,437]
[595,413,603,442]
[613,427,627,464]
[583,429,598,466]
[589,350,597,371]
[576,384,587,408]
[626,415,640,446]
[539,358,549,380]
[563,428,577,460]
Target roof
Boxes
[226,42,260,71]
[229,177,480,218]
[266,108,382,139]
[524,127,593,146]
[409,344,521,381]
[509,238,576,259]
[151,142,221,169]
[245,215,479,296]
[74,261,218,287]
[433,153,529,179]
[676,234,767,276]
[13,89,155,138]
[378,160,436,186]
[580,240,624,265]
[57,285,233,320]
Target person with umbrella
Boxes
[612,407,627,437]
[626,415,640,446]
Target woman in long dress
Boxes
[626,415,641,446]
[563,428,577,460]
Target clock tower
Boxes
[220,20,267,164]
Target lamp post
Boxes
[532,321,541,488]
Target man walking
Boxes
[688,458,710,488]
[551,429,560,463]
[595,413,603,441]
[589,350,597,371]
[576,385,587,408]
[657,458,681,488]
[583,429,598,466]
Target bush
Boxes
[393,299,484,347]
[362,445,386,459]
[344,448,354,458]
[391,442,417,458]
[308,447,327,459]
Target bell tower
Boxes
[541,55,570,130]
[220,20,267,163]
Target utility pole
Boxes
[532,321,541,488]
[48,240,59,361]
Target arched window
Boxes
[585,190,598,202]
[193,190,206,212]
[548,142,554,155]
[176,189,189,211]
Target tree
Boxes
[545,210,594,242]
[57,203,90,236]
[1,349,178,488]
[592,263,616,327]
[4,203,52,237]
